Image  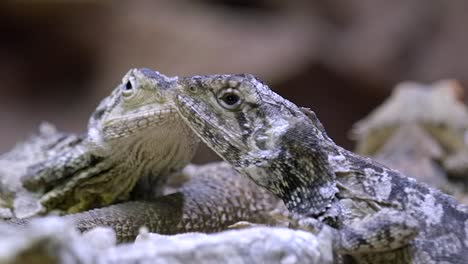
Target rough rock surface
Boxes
[0,217,333,264]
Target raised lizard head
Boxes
[18,68,199,215]
[172,74,337,216]
[82,68,201,171]
[84,68,200,194]
[88,68,179,148]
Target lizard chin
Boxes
[87,107,179,150]
[101,108,179,141]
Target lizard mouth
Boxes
[175,94,245,156]
[102,107,179,140]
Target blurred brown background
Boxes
[1,0,468,163]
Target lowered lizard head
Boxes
[14,68,199,216]
[172,74,337,216]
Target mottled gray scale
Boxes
[234,112,251,143]
[172,72,468,263]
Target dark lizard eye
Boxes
[217,90,243,110]
[221,93,240,105]
[188,85,200,94]
[122,77,136,98]
[125,81,133,90]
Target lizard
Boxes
[169,73,468,263]
[0,68,200,218]
[350,80,468,201]
[11,162,283,243]
[1,68,287,244]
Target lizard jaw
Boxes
[101,107,179,140]
[173,93,251,163]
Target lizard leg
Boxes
[335,209,419,254]
[228,221,263,229]
[38,161,126,214]
[37,164,105,212]
[21,144,97,192]
[291,209,418,254]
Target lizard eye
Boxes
[217,89,243,110]
[125,81,133,90]
[122,77,136,98]
[188,85,200,94]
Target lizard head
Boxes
[88,68,179,146]
[85,68,199,199]
[173,74,290,165]
[173,74,337,215]
[86,68,200,169]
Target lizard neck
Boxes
[239,122,342,217]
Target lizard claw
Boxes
[228,221,262,229]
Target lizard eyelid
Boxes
[217,88,244,110]
[122,77,137,98]
[188,85,202,94]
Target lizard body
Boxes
[171,73,468,263]
[11,162,282,243]
[0,68,199,217]
[2,69,287,244]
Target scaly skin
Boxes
[171,73,468,263]
[1,69,199,218]
[11,162,282,243]
[2,68,285,244]
[0,123,82,218]
[361,124,452,191]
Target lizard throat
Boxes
[273,170,338,217]
[240,153,339,217]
